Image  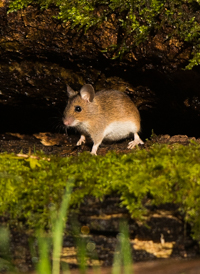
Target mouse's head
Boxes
[63,84,95,127]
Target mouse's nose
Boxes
[63,116,74,126]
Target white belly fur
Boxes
[103,121,138,141]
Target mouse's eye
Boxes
[75,106,82,112]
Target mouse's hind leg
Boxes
[91,143,101,155]
[127,132,144,149]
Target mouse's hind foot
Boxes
[127,133,144,149]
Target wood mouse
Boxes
[63,84,144,155]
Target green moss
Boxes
[1,142,200,239]
[8,0,200,69]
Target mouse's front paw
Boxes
[76,135,86,146]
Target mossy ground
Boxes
[1,140,200,242]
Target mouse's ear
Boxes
[80,84,95,102]
[67,85,78,98]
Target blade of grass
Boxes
[120,222,132,274]
[71,219,87,274]
[37,232,51,274]
[0,227,15,273]
[112,239,121,274]
[52,183,73,274]
[112,221,133,274]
